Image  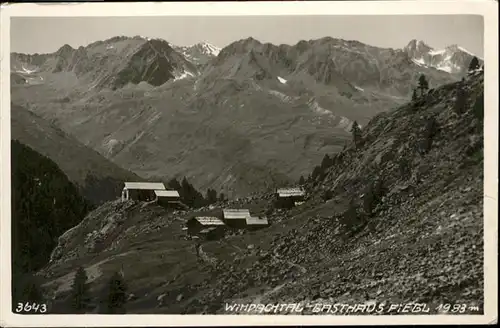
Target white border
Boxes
[0,1,498,326]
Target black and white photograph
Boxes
[0,1,497,326]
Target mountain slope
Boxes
[37,70,484,314]
[11,103,141,204]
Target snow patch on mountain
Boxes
[412,58,426,66]
[198,42,221,56]
[307,99,333,116]
[338,116,354,132]
[173,42,222,66]
[173,71,195,81]
[429,49,446,56]
[277,76,287,84]
[268,90,293,103]
[434,55,462,74]
[18,65,38,74]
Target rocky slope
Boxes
[37,70,484,314]
[11,36,462,197]
[11,103,140,205]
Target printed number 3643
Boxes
[15,302,47,313]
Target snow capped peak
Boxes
[457,46,478,58]
[405,40,482,74]
[428,48,445,56]
[406,39,430,50]
[136,35,165,42]
[194,42,221,56]
[173,70,195,82]
[174,41,222,65]
[416,40,430,48]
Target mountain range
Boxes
[10,35,481,198]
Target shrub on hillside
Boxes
[454,82,468,115]
[411,89,417,101]
[99,271,127,314]
[205,188,218,205]
[322,189,334,202]
[472,92,484,121]
[468,56,480,73]
[339,199,362,235]
[320,154,334,171]
[311,165,324,182]
[70,266,91,313]
[398,157,412,180]
[418,117,438,155]
[351,121,363,150]
[363,179,386,217]
[166,177,209,208]
[418,74,429,96]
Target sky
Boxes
[11,15,484,57]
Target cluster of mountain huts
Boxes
[186,209,270,240]
[121,182,306,240]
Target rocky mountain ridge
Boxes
[11,36,199,90]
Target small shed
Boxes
[275,187,306,208]
[155,190,182,209]
[186,216,226,240]
[246,216,269,230]
[222,209,251,228]
[121,182,166,202]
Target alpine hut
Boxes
[246,216,269,230]
[275,187,306,208]
[186,216,226,240]
[155,190,182,209]
[222,209,251,228]
[121,182,166,202]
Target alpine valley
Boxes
[11,36,481,198]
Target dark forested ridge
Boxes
[11,103,142,207]
[11,140,91,308]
